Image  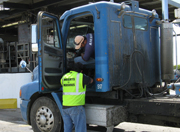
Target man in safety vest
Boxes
[61,62,93,132]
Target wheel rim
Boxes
[36,106,54,132]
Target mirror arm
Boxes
[25,67,33,73]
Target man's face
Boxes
[81,40,87,48]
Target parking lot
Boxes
[1,109,180,132]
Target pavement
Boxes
[0,109,32,132]
[1,108,180,132]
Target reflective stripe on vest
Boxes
[63,91,85,95]
[63,73,85,95]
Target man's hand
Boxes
[81,53,84,57]
[90,78,93,84]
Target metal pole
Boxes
[162,0,169,21]
[173,30,178,71]
[9,44,11,72]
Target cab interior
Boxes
[65,15,95,79]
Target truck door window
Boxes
[123,15,148,31]
[42,17,60,48]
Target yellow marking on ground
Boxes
[18,125,31,127]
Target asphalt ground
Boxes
[1,109,180,132]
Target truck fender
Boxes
[21,81,39,100]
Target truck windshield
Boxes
[123,15,148,31]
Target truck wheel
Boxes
[30,96,63,132]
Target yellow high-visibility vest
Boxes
[61,71,86,106]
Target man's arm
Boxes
[81,49,93,61]
[82,33,94,61]
[83,74,93,87]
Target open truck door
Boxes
[37,11,64,92]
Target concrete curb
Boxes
[0,99,17,109]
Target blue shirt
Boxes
[82,33,95,61]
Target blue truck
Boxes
[20,1,180,132]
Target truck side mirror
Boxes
[31,24,38,52]
[20,60,27,68]
[20,60,33,74]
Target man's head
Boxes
[74,35,87,49]
[72,62,84,72]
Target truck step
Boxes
[85,104,126,132]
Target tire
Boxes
[30,96,63,132]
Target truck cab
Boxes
[20,1,174,132]
[37,1,161,93]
